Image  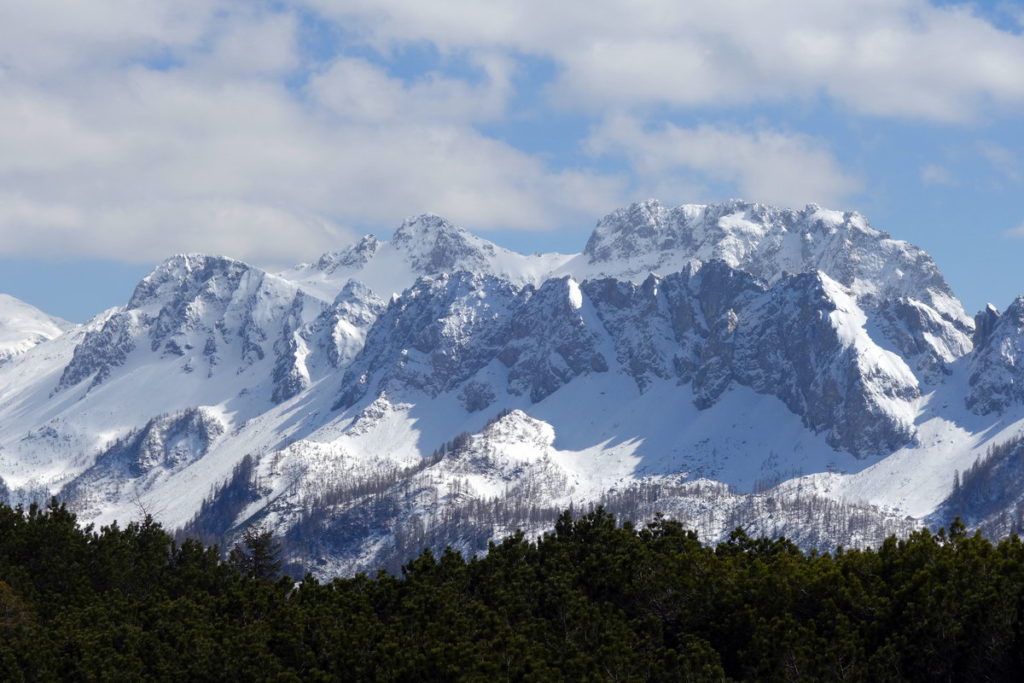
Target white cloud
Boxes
[186,11,302,79]
[305,0,1024,122]
[0,69,623,264]
[0,3,624,265]
[921,164,955,185]
[587,116,860,208]
[307,53,514,123]
[0,0,220,78]
[3,0,1021,268]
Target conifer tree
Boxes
[229,525,282,580]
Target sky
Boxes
[0,0,1023,322]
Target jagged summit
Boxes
[973,303,1001,348]
[281,214,572,301]
[967,296,1024,415]
[284,199,970,333]
[391,213,502,274]
[568,199,966,327]
[127,253,254,310]
[392,213,463,240]
[314,236,380,274]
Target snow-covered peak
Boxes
[7,197,1022,574]
[280,216,573,303]
[564,199,968,330]
[1003,297,1024,321]
[391,213,501,274]
[0,293,71,363]
[392,212,461,241]
[127,253,254,311]
[479,409,556,452]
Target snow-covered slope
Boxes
[0,294,70,364]
[0,199,1020,577]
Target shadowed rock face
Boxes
[334,272,524,410]
[8,199,1021,577]
[967,298,1024,415]
[724,272,918,455]
[585,265,919,456]
[58,311,140,392]
[872,298,973,384]
[581,200,973,386]
[330,259,918,457]
[500,277,610,403]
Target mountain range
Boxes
[2,199,1023,576]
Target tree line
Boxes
[3,499,1024,680]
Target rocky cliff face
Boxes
[58,255,321,395]
[967,298,1024,415]
[329,257,918,457]
[335,272,524,410]
[53,254,386,408]
[570,199,972,386]
[1,199,1022,578]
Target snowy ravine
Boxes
[0,199,1021,576]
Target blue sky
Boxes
[0,0,1023,321]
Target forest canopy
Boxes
[0,499,1022,681]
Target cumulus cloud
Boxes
[308,54,514,123]
[587,116,860,208]
[0,70,622,264]
[0,4,624,266]
[307,0,1024,122]
[3,0,1022,267]
[0,0,220,77]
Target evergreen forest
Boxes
[2,499,1024,681]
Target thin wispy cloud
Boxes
[921,164,956,186]
[980,143,1022,183]
[1003,223,1024,239]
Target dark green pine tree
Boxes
[229,525,283,580]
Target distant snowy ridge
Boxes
[0,294,70,364]
[0,199,1021,578]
